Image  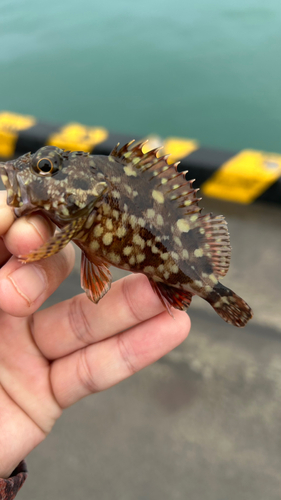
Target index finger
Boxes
[0,190,17,266]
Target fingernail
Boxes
[8,264,47,305]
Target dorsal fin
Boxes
[110,141,231,278]
[110,140,166,171]
[110,140,202,215]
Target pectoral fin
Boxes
[81,252,112,303]
[19,217,86,262]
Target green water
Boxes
[0,0,280,153]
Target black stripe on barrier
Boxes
[0,112,280,205]
[15,122,61,156]
[177,147,237,186]
[92,133,140,155]
[257,178,281,205]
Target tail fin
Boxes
[207,283,253,327]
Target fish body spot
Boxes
[111,176,121,183]
[194,248,204,258]
[144,266,155,273]
[90,240,100,251]
[152,190,165,204]
[214,300,222,308]
[147,209,155,219]
[174,236,182,247]
[112,190,121,199]
[123,246,133,256]
[94,224,103,237]
[136,253,146,263]
[116,226,127,238]
[85,212,96,229]
[124,165,137,177]
[138,217,146,227]
[129,215,137,229]
[209,273,218,284]
[102,203,111,215]
[106,219,113,230]
[133,234,145,249]
[102,232,113,246]
[221,296,230,304]
[156,214,164,226]
[190,214,198,222]
[177,219,190,233]
[108,252,121,265]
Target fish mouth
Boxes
[0,161,37,217]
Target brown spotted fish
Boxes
[0,141,252,326]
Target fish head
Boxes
[0,146,108,223]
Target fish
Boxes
[0,141,252,326]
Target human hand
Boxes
[0,190,190,478]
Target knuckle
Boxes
[77,347,100,394]
[68,294,94,345]
[121,275,147,323]
[117,334,138,376]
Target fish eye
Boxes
[31,147,63,176]
[37,158,54,175]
